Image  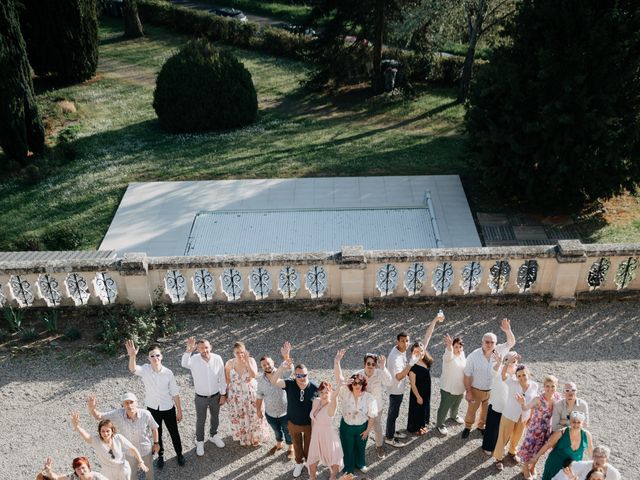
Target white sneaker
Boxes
[359,466,369,473]
[453,416,464,424]
[196,441,204,456]
[209,434,225,448]
[394,431,408,439]
[293,462,305,478]
[384,437,404,448]
[437,426,449,435]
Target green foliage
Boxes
[0,0,45,163]
[3,307,24,333]
[20,0,98,82]
[153,39,258,132]
[40,310,60,333]
[63,326,82,341]
[21,164,42,185]
[137,0,309,59]
[97,304,181,356]
[465,0,640,210]
[56,125,82,161]
[19,327,38,343]
[0,328,9,342]
[306,42,372,90]
[41,223,85,250]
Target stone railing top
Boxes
[147,252,340,269]
[364,245,558,263]
[582,243,640,256]
[0,250,118,274]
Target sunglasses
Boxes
[149,354,162,358]
[295,373,307,379]
[108,449,115,459]
[564,388,577,393]
[365,362,376,367]
[352,382,364,386]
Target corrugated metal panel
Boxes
[184,208,440,256]
[0,250,115,262]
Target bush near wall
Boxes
[386,50,488,86]
[137,0,310,59]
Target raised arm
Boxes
[181,337,196,368]
[334,348,346,385]
[125,339,139,374]
[270,359,292,388]
[70,412,91,444]
[377,355,393,386]
[281,341,292,362]
[40,458,65,480]
[500,318,516,349]
[87,395,103,421]
[422,315,441,349]
[328,384,341,417]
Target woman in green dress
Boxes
[529,411,593,480]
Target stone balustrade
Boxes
[0,240,638,310]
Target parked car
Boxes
[273,22,316,37]
[210,7,248,22]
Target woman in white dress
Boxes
[70,413,148,480]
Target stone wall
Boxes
[0,240,638,310]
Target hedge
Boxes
[138,0,311,59]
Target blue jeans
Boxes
[385,394,404,439]
[265,413,292,444]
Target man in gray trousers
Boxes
[181,337,227,456]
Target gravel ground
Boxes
[1,301,638,479]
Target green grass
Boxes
[0,19,468,250]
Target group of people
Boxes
[36,312,621,480]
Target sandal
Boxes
[495,461,504,471]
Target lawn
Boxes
[0,18,467,251]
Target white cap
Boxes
[120,392,137,403]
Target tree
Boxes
[458,0,515,101]
[0,0,44,163]
[308,0,416,91]
[20,0,98,82]
[466,0,640,210]
[123,0,144,38]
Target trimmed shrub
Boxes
[42,223,85,250]
[20,0,98,82]
[153,39,258,132]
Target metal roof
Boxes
[184,207,441,256]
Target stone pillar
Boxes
[550,240,587,307]
[339,245,366,306]
[119,253,152,308]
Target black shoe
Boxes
[177,454,186,466]
[478,428,485,436]
[461,428,471,439]
[156,456,164,469]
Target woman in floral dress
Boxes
[225,341,269,446]
[518,375,562,480]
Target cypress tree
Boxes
[21,0,98,82]
[0,0,44,163]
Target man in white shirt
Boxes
[88,392,160,479]
[126,340,185,469]
[181,337,227,456]
[384,332,420,448]
[461,318,516,439]
[554,445,621,480]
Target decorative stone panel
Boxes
[460,261,482,295]
[376,264,398,297]
[193,268,215,302]
[249,267,272,300]
[488,260,511,294]
[432,262,453,296]
[164,269,187,303]
[517,260,538,293]
[404,262,426,296]
[65,273,91,306]
[38,274,62,307]
[615,257,638,290]
[95,272,117,305]
[221,268,244,301]
[9,275,34,307]
[278,266,300,299]
[587,257,610,290]
[305,266,327,299]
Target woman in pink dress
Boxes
[225,341,269,447]
[518,375,562,480]
[307,381,343,480]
